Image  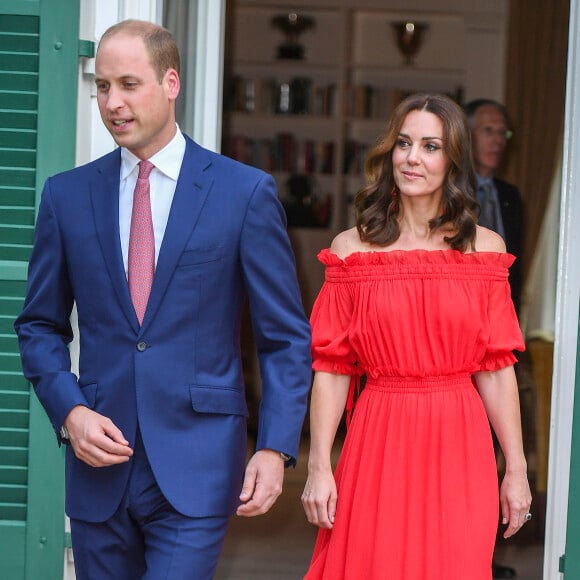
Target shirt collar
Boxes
[475,173,494,189]
[120,125,186,181]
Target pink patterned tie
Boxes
[128,160,155,325]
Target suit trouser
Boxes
[70,429,230,580]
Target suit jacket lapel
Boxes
[140,137,213,331]
[90,149,140,332]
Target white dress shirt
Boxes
[119,127,186,275]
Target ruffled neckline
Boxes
[318,248,516,268]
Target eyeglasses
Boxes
[475,126,513,140]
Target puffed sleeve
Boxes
[310,250,360,376]
[479,272,525,372]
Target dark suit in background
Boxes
[495,177,524,315]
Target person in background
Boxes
[464,98,523,316]
[15,19,311,579]
[301,93,531,580]
[465,98,525,579]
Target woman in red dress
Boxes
[301,93,532,580]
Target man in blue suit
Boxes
[15,19,311,579]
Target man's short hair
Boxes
[464,98,511,129]
[99,19,180,82]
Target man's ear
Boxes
[164,68,180,101]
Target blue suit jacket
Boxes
[15,135,311,522]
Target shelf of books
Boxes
[223,3,467,231]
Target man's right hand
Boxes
[63,405,133,467]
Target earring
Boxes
[391,186,397,202]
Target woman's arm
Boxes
[302,370,350,529]
[474,365,532,537]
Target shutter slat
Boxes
[0,148,36,167]
[0,131,37,149]
[0,337,18,352]
[0,245,33,261]
[0,410,28,430]
[0,53,39,72]
[0,504,27,520]
[0,390,29,410]
[0,428,27,447]
[0,465,27,486]
[0,92,37,111]
[0,447,28,466]
[0,111,38,130]
[1,312,29,333]
[0,72,38,92]
[0,484,27,504]
[0,167,36,187]
[0,15,39,34]
[0,33,39,53]
[0,207,35,225]
[0,187,36,206]
[0,228,35,245]
[0,372,29,391]
[0,298,24,315]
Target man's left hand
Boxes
[236,449,285,517]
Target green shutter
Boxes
[563,311,580,577]
[0,1,79,578]
[0,8,40,577]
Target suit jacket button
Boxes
[136,341,148,352]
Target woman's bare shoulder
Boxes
[474,225,507,253]
[330,227,365,259]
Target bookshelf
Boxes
[222,2,470,238]
[223,5,345,239]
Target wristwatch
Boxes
[280,452,292,462]
[60,425,70,440]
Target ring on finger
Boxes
[524,512,532,522]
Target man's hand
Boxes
[236,449,285,517]
[64,405,133,467]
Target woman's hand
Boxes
[499,470,532,538]
[301,468,338,529]
[475,366,532,538]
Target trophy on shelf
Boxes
[271,12,315,60]
[391,21,428,65]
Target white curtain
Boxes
[520,141,562,341]
[164,0,198,134]
[163,0,225,151]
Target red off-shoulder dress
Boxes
[304,249,524,580]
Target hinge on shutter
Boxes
[78,39,95,58]
[559,553,566,573]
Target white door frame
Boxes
[544,0,580,577]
